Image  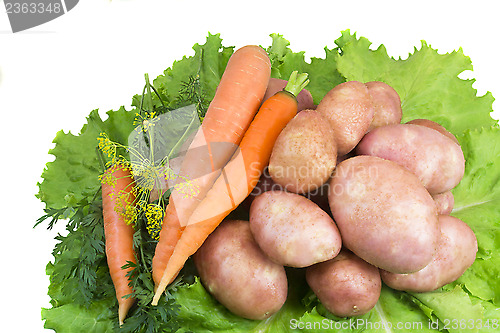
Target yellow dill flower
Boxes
[113,189,138,226]
[97,133,116,158]
[130,160,169,199]
[98,104,200,240]
[174,177,200,199]
[164,167,178,182]
[99,172,117,188]
[136,198,148,212]
[145,203,163,240]
[133,112,158,132]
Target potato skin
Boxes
[406,118,459,144]
[329,156,439,273]
[269,110,337,194]
[306,249,381,317]
[381,215,477,292]
[432,191,454,215]
[365,81,402,130]
[316,81,374,155]
[193,220,287,320]
[356,123,465,194]
[263,78,315,111]
[250,191,342,268]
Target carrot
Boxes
[101,165,137,325]
[152,45,271,287]
[152,71,309,305]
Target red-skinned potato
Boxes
[381,215,477,292]
[250,190,342,268]
[268,110,337,194]
[316,81,374,155]
[306,249,381,317]
[406,118,459,144]
[432,191,455,215]
[329,156,439,273]
[365,81,402,130]
[193,220,287,320]
[263,77,315,111]
[356,123,465,194]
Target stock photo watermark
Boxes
[289,318,499,331]
[3,0,79,33]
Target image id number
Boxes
[442,318,499,330]
[5,2,62,14]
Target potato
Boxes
[432,191,454,215]
[316,81,374,155]
[250,190,342,268]
[263,77,315,111]
[306,249,381,317]
[268,110,337,194]
[193,220,287,320]
[406,118,459,144]
[381,215,477,292]
[356,123,465,194]
[329,156,439,273]
[365,81,402,130]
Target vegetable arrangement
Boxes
[37,31,500,332]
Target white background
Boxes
[0,0,499,331]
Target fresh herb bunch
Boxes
[117,212,182,333]
[38,196,112,308]
[38,194,185,332]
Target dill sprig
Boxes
[37,194,182,331]
[38,72,211,331]
[96,75,201,240]
[40,196,113,308]
[116,213,181,332]
[177,74,209,120]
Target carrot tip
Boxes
[118,304,126,326]
[151,293,160,306]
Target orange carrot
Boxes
[152,45,271,287]
[152,71,309,305]
[102,165,137,325]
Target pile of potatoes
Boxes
[193,79,478,320]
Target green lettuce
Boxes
[38,32,500,332]
[173,270,307,333]
[42,300,115,333]
[266,33,344,103]
[449,127,500,305]
[36,108,136,210]
[335,30,497,134]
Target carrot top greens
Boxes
[36,32,500,332]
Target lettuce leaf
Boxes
[146,32,234,110]
[335,30,497,135]
[297,286,436,333]
[266,33,345,104]
[173,270,308,333]
[449,127,500,305]
[37,33,235,211]
[38,32,500,332]
[410,286,484,333]
[36,107,136,210]
[42,300,115,333]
